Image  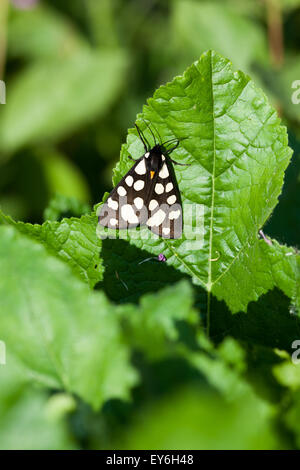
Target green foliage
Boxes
[0,356,76,450]
[0,49,128,153]
[118,388,278,450]
[0,0,300,451]
[0,225,138,409]
[43,193,90,222]
[171,0,268,73]
[106,50,294,316]
[0,209,103,287]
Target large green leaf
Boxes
[97,50,293,317]
[0,225,137,409]
[0,49,128,152]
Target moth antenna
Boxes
[163,136,188,147]
[150,122,162,145]
[162,138,178,146]
[142,118,157,146]
[165,141,180,154]
[135,123,149,152]
[169,158,190,167]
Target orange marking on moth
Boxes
[150,171,155,179]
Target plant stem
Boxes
[206,290,211,338]
[265,0,284,68]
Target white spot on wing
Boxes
[167,195,176,205]
[125,175,133,187]
[155,183,164,194]
[163,227,170,235]
[134,197,144,210]
[145,152,150,158]
[149,199,158,211]
[110,218,118,226]
[134,180,145,191]
[159,163,169,179]
[147,209,166,227]
[117,186,127,196]
[166,182,173,192]
[121,204,139,224]
[169,209,180,220]
[108,198,118,210]
[135,159,146,175]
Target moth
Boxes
[98,124,185,239]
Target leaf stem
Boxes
[265,0,284,68]
[206,290,211,338]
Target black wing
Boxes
[145,156,182,239]
[98,155,153,229]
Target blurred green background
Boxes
[0,0,300,450]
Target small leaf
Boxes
[273,360,300,390]
[118,280,199,359]
[43,194,90,222]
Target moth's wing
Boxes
[98,156,150,229]
[146,157,182,239]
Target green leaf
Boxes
[0,210,103,288]
[43,194,90,222]
[98,50,292,314]
[171,0,268,73]
[0,356,76,450]
[117,387,278,450]
[8,4,87,60]
[273,360,300,390]
[284,391,300,448]
[213,239,300,314]
[36,148,90,203]
[0,49,128,152]
[118,280,199,360]
[0,225,138,409]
